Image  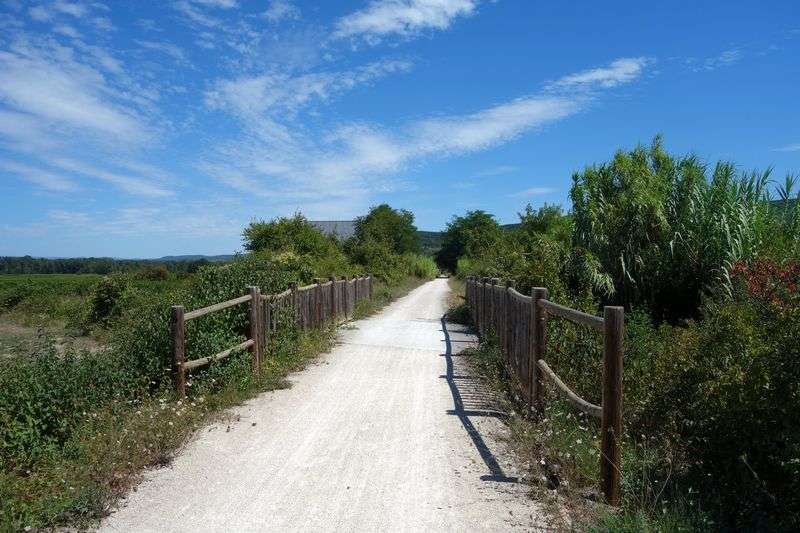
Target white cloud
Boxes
[474,165,517,177]
[91,16,115,31]
[547,57,652,90]
[509,187,556,198]
[192,0,238,8]
[263,0,299,23]
[44,157,174,197]
[34,201,248,240]
[0,40,150,143]
[28,5,52,22]
[204,57,650,209]
[135,40,188,63]
[410,97,578,156]
[333,0,478,42]
[703,48,742,70]
[205,59,413,119]
[52,0,87,18]
[772,143,800,152]
[0,160,79,191]
[53,23,80,38]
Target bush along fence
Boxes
[171,275,373,398]
[464,276,624,506]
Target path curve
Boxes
[101,278,548,532]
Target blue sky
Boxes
[0,0,798,258]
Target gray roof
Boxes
[310,220,356,239]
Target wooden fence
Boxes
[464,276,624,506]
[171,275,373,398]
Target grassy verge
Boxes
[0,326,335,530]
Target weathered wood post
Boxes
[601,305,624,506]
[530,287,548,411]
[329,276,337,322]
[368,273,373,300]
[290,282,298,327]
[171,305,186,398]
[490,278,500,335]
[505,279,515,364]
[342,276,350,319]
[248,286,262,374]
[481,277,489,336]
[313,278,322,328]
[263,294,271,354]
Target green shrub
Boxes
[402,253,438,279]
[569,135,792,320]
[84,275,130,327]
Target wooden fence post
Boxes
[248,286,262,374]
[481,277,488,336]
[489,278,503,332]
[263,294,271,353]
[290,282,298,327]
[530,287,548,411]
[505,279,514,362]
[368,274,373,300]
[171,305,186,398]
[329,276,336,322]
[312,278,321,328]
[342,277,350,319]
[601,306,624,506]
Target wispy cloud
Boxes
[263,0,299,23]
[53,23,80,39]
[547,57,652,90]
[702,48,742,70]
[772,143,800,152]
[474,165,517,177]
[135,39,188,64]
[0,39,151,144]
[333,0,478,43]
[44,157,174,197]
[205,59,413,119]
[203,57,649,210]
[0,160,79,192]
[509,186,556,198]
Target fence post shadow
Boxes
[440,316,518,484]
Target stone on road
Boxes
[100,278,548,532]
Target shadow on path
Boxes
[440,317,518,483]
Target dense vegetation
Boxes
[449,137,800,530]
[0,205,436,529]
[0,256,225,275]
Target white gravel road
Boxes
[100,278,548,532]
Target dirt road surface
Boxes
[100,278,548,532]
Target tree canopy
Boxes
[436,210,502,272]
[353,204,420,255]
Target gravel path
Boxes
[100,278,548,532]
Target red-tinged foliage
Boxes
[731,260,800,308]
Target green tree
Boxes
[517,203,573,245]
[353,204,420,255]
[436,210,502,272]
[242,214,336,257]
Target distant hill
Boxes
[770,198,798,211]
[418,231,443,255]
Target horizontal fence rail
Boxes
[171,275,373,399]
[464,276,624,506]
